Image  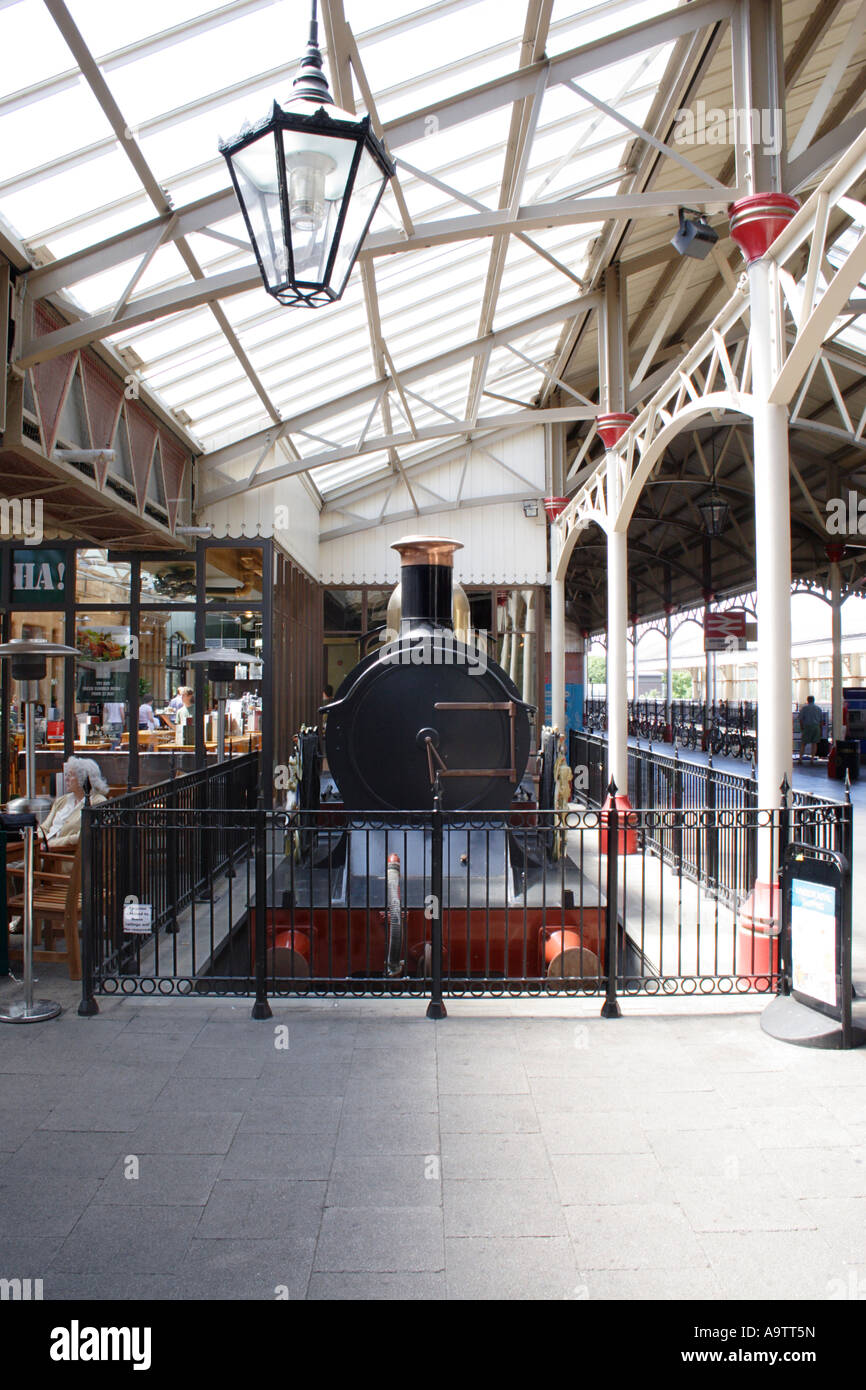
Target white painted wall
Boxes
[198,426,549,586]
[319,427,548,585]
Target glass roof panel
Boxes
[0,0,730,503]
[0,1,76,97]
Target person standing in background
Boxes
[168,686,193,722]
[103,699,126,748]
[798,694,823,763]
[138,695,158,731]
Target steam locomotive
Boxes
[263,537,604,983]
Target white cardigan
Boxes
[40,792,107,847]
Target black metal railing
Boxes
[80,754,259,994]
[568,729,851,907]
[78,779,851,1019]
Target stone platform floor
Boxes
[1,971,865,1301]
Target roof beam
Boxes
[787,0,866,162]
[321,489,538,542]
[1,0,284,116]
[787,113,866,195]
[17,264,262,368]
[540,16,727,403]
[464,0,553,423]
[381,0,734,149]
[321,426,521,509]
[20,189,729,368]
[200,408,586,505]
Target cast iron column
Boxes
[730,193,799,882]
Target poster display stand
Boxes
[761,843,864,1049]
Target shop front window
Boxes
[324,589,363,631]
[490,590,538,702]
[365,588,391,632]
[206,548,263,603]
[140,558,197,604]
[203,611,262,659]
[139,610,195,711]
[201,611,263,747]
[75,549,131,603]
[468,591,493,636]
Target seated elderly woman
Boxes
[40,758,109,847]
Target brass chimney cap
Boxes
[391,536,463,567]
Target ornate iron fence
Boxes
[79,754,259,1006]
[78,776,851,1018]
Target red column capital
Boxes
[543,497,569,523]
[596,412,635,449]
[729,193,800,264]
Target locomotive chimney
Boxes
[391,536,463,632]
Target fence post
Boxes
[78,792,99,1016]
[427,785,447,1019]
[196,769,213,901]
[673,745,683,874]
[777,775,791,995]
[841,833,854,1049]
[706,747,718,891]
[251,795,273,1020]
[166,778,179,934]
[843,778,854,868]
[602,778,622,1019]
[745,759,758,893]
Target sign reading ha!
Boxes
[11,548,67,606]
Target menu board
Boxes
[790,876,839,1011]
[75,624,131,703]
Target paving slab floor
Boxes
[1,969,865,1301]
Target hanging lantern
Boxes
[697,491,730,537]
[219,2,395,308]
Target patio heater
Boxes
[0,637,79,1024]
[187,648,240,761]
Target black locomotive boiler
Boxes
[324,537,533,812]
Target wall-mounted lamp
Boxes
[522,500,539,518]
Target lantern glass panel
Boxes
[280,128,358,289]
[328,145,388,297]
[231,131,285,290]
